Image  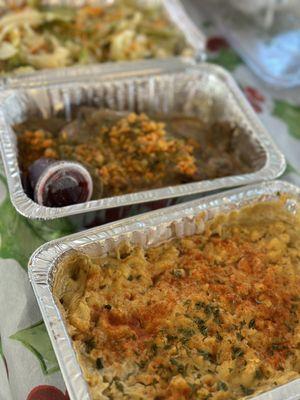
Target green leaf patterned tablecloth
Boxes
[0,15,300,400]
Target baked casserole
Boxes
[15,108,252,200]
[53,198,300,400]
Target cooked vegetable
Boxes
[0,1,193,74]
[54,198,300,399]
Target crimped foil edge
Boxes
[0,0,206,89]
[0,62,286,220]
[29,180,300,400]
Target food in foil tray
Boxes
[0,0,193,74]
[53,197,300,400]
[15,107,253,206]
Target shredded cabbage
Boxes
[0,1,191,74]
[26,46,71,69]
[0,41,17,60]
[0,8,43,29]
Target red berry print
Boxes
[27,385,70,400]
[206,36,229,52]
[244,86,265,113]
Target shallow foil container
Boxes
[197,0,300,88]
[0,0,205,89]
[0,61,286,221]
[28,180,300,400]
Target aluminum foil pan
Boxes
[0,0,205,89]
[0,60,286,220]
[198,0,300,88]
[28,179,300,400]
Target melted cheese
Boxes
[54,198,300,400]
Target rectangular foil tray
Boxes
[28,180,300,400]
[0,0,205,89]
[0,60,286,220]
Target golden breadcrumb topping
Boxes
[16,108,251,199]
[17,111,198,197]
[54,198,300,400]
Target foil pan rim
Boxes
[0,62,286,220]
[28,180,300,400]
[0,0,206,89]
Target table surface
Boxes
[0,7,299,400]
